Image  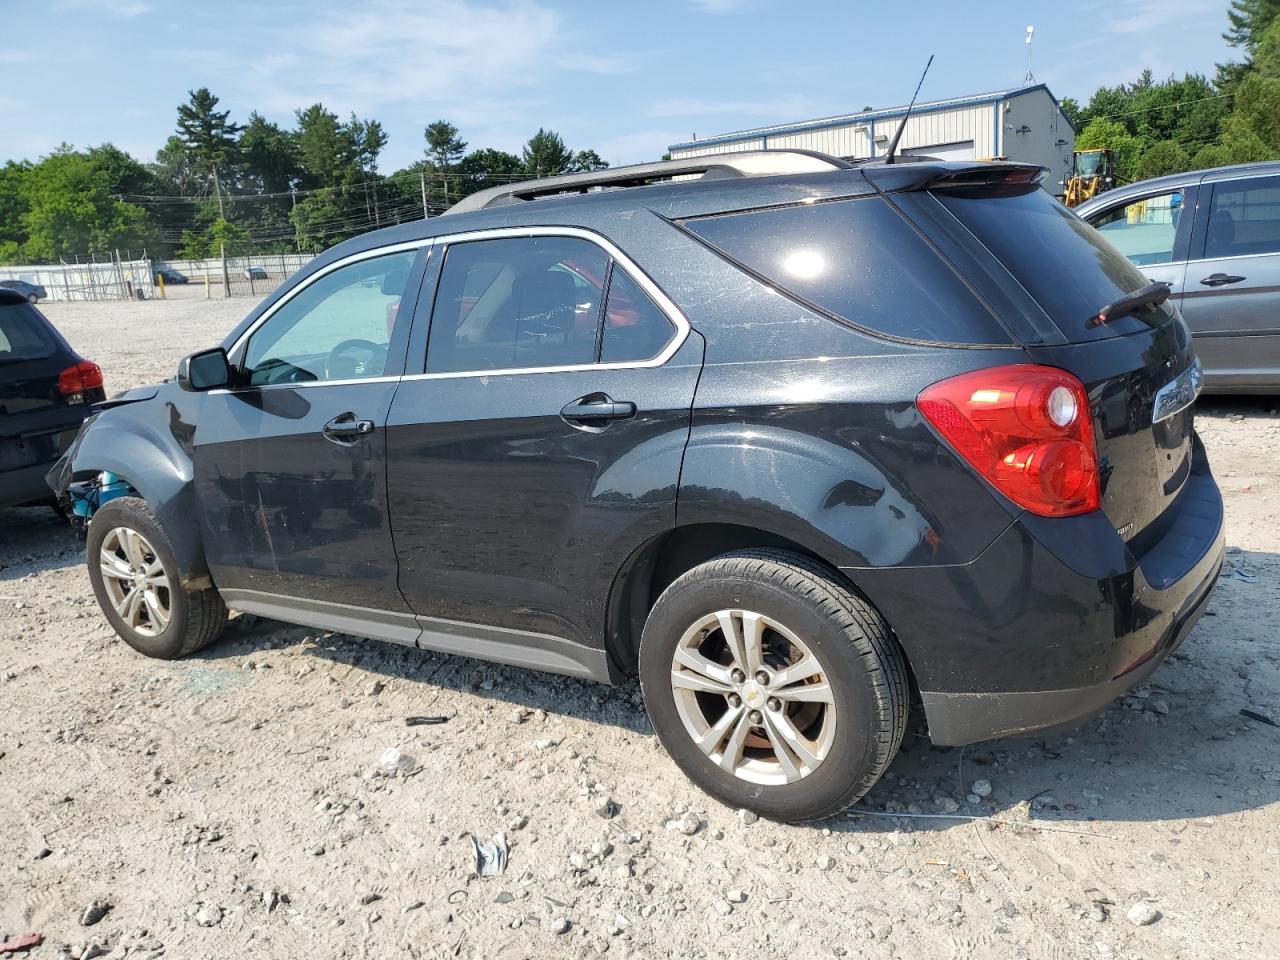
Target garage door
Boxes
[903,140,976,162]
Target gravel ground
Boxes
[2,298,1278,960]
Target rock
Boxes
[871,920,893,940]
[366,680,384,696]
[33,846,52,860]
[194,904,223,927]
[549,917,571,935]
[507,815,528,831]
[816,854,836,871]
[1149,699,1170,715]
[713,900,733,917]
[1126,901,1161,926]
[595,798,620,819]
[666,811,702,836]
[935,797,960,814]
[737,808,759,825]
[80,900,111,926]
[971,779,993,798]
[533,737,556,750]
[726,889,747,904]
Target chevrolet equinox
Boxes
[50,151,1224,822]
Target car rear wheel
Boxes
[639,549,908,822]
[27,293,37,303]
[86,496,227,659]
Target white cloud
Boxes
[645,95,815,119]
[1103,0,1223,34]
[690,0,751,12]
[593,129,691,165]
[56,0,151,17]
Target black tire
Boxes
[86,496,227,659]
[638,549,908,822]
[27,293,37,303]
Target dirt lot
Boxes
[2,298,1278,960]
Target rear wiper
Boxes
[1089,281,1170,328]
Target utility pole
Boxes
[420,171,429,219]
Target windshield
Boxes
[1075,152,1105,177]
[936,187,1176,342]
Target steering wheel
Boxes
[325,339,387,380]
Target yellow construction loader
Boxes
[1064,149,1117,207]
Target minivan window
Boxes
[938,187,1173,342]
[1204,175,1280,259]
[0,302,57,363]
[1091,192,1184,266]
[243,249,417,386]
[600,269,676,363]
[428,236,608,373]
[683,196,1011,345]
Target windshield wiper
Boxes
[1089,281,1170,328]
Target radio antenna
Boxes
[884,55,934,164]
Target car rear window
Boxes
[682,196,1012,345]
[0,302,57,363]
[936,187,1174,342]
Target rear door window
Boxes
[937,187,1175,342]
[0,302,57,363]
[428,237,609,373]
[1202,175,1280,259]
[600,269,676,363]
[1090,192,1187,266]
[682,196,1011,345]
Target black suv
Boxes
[1,288,103,509]
[50,151,1223,821]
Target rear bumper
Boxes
[0,459,62,507]
[845,437,1225,745]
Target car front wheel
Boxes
[86,496,227,659]
[639,549,908,822]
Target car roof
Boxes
[1077,160,1280,216]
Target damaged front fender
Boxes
[46,383,212,591]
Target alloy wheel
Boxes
[669,609,836,786]
[98,526,171,637]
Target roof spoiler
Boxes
[861,161,1046,193]
[445,150,853,215]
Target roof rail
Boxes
[443,150,852,215]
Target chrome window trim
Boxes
[216,226,690,393]
[1185,249,1280,266]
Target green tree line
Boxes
[3,0,1279,265]
[0,95,608,264]
[1061,0,1280,181]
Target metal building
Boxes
[667,84,1074,187]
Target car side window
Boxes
[428,237,608,373]
[600,268,676,363]
[243,249,417,386]
[1091,192,1183,266]
[1204,176,1280,259]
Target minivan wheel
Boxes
[86,496,228,659]
[639,550,908,822]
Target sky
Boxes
[0,0,1240,172]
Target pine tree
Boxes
[174,88,241,219]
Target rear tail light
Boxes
[917,364,1099,517]
[58,360,103,400]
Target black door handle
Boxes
[323,412,375,443]
[560,394,636,428]
[1200,273,1246,287]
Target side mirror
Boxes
[177,347,231,392]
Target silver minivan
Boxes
[1077,160,1280,393]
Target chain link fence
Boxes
[0,251,314,302]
